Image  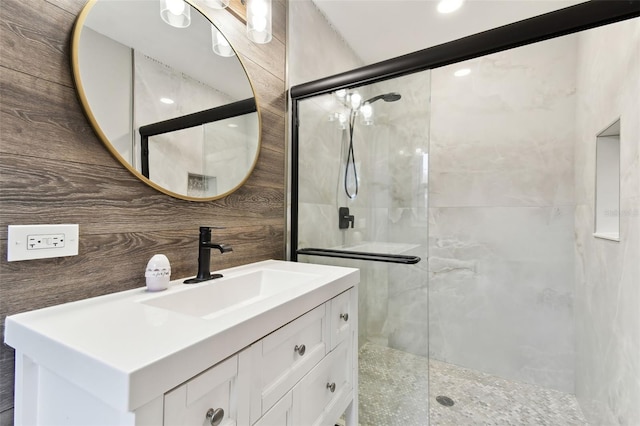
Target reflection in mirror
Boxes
[140,99,257,197]
[72,0,260,201]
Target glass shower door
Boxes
[295,69,431,425]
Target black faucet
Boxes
[338,207,355,229]
[184,227,232,284]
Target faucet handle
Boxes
[198,226,227,242]
[217,244,233,253]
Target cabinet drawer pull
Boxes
[294,344,306,356]
[340,313,349,322]
[326,382,336,393]
[206,408,224,426]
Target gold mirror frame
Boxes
[71,0,262,202]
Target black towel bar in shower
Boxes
[296,248,421,265]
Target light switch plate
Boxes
[7,224,79,262]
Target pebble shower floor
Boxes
[357,343,588,426]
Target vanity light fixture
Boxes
[437,0,464,14]
[212,26,235,57]
[199,0,273,46]
[246,0,272,44]
[454,68,471,77]
[160,0,191,28]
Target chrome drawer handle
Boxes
[340,313,349,322]
[294,344,306,356]
[206,408,224,426]
[326,382,336,393]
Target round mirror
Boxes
[71,0,260,201]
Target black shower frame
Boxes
[139,97,256,178]
[289,0,640,262]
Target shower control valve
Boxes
[338,207,355,229]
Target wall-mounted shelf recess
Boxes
[594,119,620,242]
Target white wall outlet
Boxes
[7,224,79,262]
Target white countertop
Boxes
[4,260,359,412]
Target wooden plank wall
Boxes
[0,0,287,422]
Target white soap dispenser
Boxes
[145,254,171,292]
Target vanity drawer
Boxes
[250,303,328,421]
[330,289,352,350]
[291,339,353,426]
[254,391,292,426]
[164,354,240,426]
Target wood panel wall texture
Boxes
[0,0,287,423]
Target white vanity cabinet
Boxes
[5,261,359,426]
[254,391,293,426]
[247,302,328,422]
[163,352,250,426]
[329,289,352,350]
[291,338,353,426]
[162,288,357,426]
[248,288,357,426]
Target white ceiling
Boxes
[312,0,588,64]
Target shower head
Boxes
[364,92,402,104]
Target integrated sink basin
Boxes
[142,269,321,318]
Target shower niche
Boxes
[594,119,621,241]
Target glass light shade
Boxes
[360,103,374,125]
[246,0,272,44]
[337,112,347,129]
[212,26,235,57]
[350,92,362,109]
[160,0,191,28]
[203,0,230,9]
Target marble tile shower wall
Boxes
[428,35,578,393]
[298,72,431,356]
[573,19,640,426]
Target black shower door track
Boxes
[289,0,640,263]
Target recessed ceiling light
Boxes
[160,97,175,104]
[454,68,471,77]
[437,0,464,14]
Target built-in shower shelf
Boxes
[592,232,620,242]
